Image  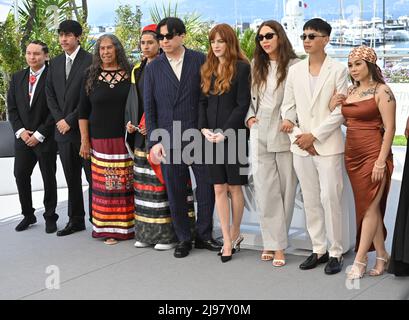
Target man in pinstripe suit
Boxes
[144,17,222,258]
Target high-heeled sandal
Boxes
[261,251,274,261]
[219,247,232,263]
[232,234,244,254]
[346,260,367,280]
[368,254,390,276]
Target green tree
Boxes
[238,28,256,61]
[0,0,91,120]
[115,4,142,63]
[150,1,211,53]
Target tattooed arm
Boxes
[372,84,396,182]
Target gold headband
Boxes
[348,46,377,64]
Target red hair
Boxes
[201,23,248,95]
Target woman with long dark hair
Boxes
[79,34,134,245]
[199,23,251,262]
[245,20,299,267]
[330,46,395,279]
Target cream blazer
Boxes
[281,55,348,156]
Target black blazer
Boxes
[7,66,56,152]
[46,48,92,142]
[198,60,251,131]
[144,48,206,150]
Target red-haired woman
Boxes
[245,20,299,267]
[199,23,251,263]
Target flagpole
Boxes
[14,0,18,23]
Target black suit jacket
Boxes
[46,48,93,142]
[7,66,56,153]
[144,48,206,150]
[198,60,251,131]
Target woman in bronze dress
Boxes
[330,46,396,279]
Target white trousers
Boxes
[293,154,344,258]
[251,132,297,250]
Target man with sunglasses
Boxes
[144,17,221,258]
[281,18,348,275]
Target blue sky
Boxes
[40,0,409,26]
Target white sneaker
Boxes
[134,241,150,248]
[154,243,176,251]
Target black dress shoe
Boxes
[56,221,85,237]
[195,238,222,251]
[174,241,192,258]
[325,256,344,275]
[15,215,37,232]
[299,251,329,270]
[45,220,58,234]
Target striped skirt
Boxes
[91,137,135,240]
[133,149,195,244]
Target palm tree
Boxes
[238,28,256,60]
[149,1,211,53]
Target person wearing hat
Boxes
[125,24,196,251]
[46,20,93,236]
[331,45,396,280]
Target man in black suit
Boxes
[7,40,58,233]
[46,20,92,236]
[144,17,221,258]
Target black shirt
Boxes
[79,70,130,139]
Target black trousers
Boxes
[58,141,92,222]
[161,149,215,242]
[14,145,58,221]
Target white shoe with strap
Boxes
[346,260,367,280]
[368,254,390,276]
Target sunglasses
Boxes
[157,33,179,41]
[300,33,327,41]
[256,32,276,42]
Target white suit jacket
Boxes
[245,58,300,153]
[281,55,348,156]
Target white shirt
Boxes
[309,73,319,96]
[258,61,279,112]
[167,48,185,81]
[15,64,47,143]
[65,45,81,64]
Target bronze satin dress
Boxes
[342,96,393,252]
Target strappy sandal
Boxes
[368,254,390,276]
[272,251,286,267]
[272,259,286,267]
[104,238,118,245]
[346,260,367,280]
[261,251,274,261]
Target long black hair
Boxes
[85,34,131,95]
[253,20,297,93]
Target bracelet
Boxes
[374,162,386,169]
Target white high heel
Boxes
[368,254,390,276]
[346,260,367,280]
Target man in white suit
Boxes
[281,18,348,275]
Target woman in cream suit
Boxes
[245,20,299,267]
[281,18,348,275]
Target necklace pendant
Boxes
[109,84,115,89]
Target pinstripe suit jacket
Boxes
[144,48,206,150]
